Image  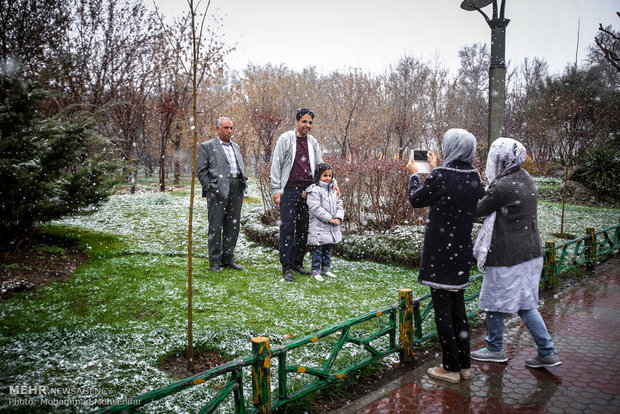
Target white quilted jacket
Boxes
[305,181,344,246]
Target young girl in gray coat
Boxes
[305,163,344,281]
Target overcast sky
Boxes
[152,0,619,75]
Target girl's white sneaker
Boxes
[323,271,337,278]
[313,272,325,281]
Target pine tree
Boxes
[0,76,123,246]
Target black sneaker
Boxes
[283,270,295,282]
[293,266,310,275]
[223,262,243,271]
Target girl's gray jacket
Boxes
[306,181,344,246]
[270,130,332,194]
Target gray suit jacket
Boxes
[196,138,247,199]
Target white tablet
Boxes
[412,150,430,174]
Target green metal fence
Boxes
[96,223,619,414]
[95,302,406,414]
[542,223,620,288]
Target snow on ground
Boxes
[0,183,617,413]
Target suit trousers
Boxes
[206,177,244,266]
[279,186,309,272]
[430,287,471,372]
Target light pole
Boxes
[461,0,510,145]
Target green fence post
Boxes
[277,353,287,402]
[232,369,247,414]
[413,298,423,344]
[585,227,596,270]
[543,241,557,289]
[398,289,414,364]
[251,336,271,414]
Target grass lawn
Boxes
[0,181,618,413]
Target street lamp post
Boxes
[461,0,510,145]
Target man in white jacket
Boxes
[270,108,337,282]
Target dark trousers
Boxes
[206,177,244,266]
[279,186,309,272]
[311,244,333,272]
[430,288,471,372]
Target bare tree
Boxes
[241,64,289,162]
[528,67,607,235]
[0,0,71,80]
[425,56,454,152]
[594,13,620,73]
[587,14,620,89]
[321,68,377,158]
[152,0,231,371]
[384,56,431,158]
[150,7,230,191]
[106,84,151,193]
[456,43,489,140]
[154,78,189,191]
[220,76,254,165]
[104,14,163,192]
[62,0,156,109]
[504,57,549,164]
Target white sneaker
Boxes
[313,272,324,281]
[323,271,337,278]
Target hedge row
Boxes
[241,207,481,267]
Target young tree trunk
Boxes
[130,170,137,194]
[174,126,183,185]
[185,0,205,372]
[258,132,272,162]
[560,137,575,237]
[159,151,166,192]
[560,162,569,236]
[174,159,182,185]
[153,0,226,372]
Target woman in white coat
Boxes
[471,138,561,368]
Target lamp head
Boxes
[460,0,494,11]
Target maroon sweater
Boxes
[286,137,313,188]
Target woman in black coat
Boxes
[406,128,482,383]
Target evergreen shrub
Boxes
[572,144,620,198]
[0,76,123,245]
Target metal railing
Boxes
[97,222,619,414]
[542,223,619,288]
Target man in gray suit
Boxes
[197,117,247,272]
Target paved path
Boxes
[334,256,620,414]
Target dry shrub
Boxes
[255,162,279,224]
[255,157,427,234]
[522,154,550,176]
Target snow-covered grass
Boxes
[537,201,619,240]
[0,182,617,413]
[532,176,562,189]
[0,186,423,413]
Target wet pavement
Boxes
[334,256,620,414]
